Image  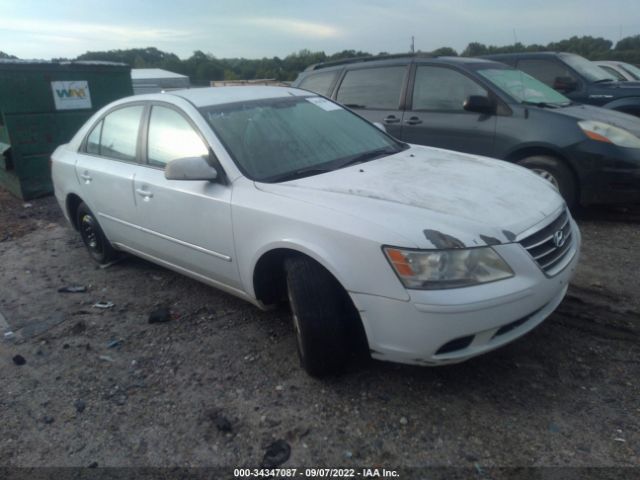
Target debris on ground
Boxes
[93,301,115,309]
[211,412,232,432]
[98,257,126,270]
[98,355,114,363]
[70,321,86,335]
[262,440,291,468]
[43,415,54,424]
[148,307,172,324]
[17,313,65,339]
[12,354,26,366]
[58,285,87,293]
[74,399,86,413]
[107,339,122,349]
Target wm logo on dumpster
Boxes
[51,80,92,110]
[55,87,87,99]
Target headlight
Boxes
[578,120,640,148]
[384,246,514,290]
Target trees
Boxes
[67,34,640,85]
[430,47,458,56]
[547,35,612,57]
[0,51,17,59]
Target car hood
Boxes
[256,145,564,249]
[553,103,640,136]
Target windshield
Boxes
[200,96,404,182]
[619,62,640,80]
[561,54,617,82]
[477,68,571,106]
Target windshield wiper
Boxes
[262,146,401,183]
[593,78,614,84]
[337,146,399,169]
[265,167,334,183]
[343,103,367,109]
[521,100,566,108]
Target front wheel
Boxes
[517,155,577,209]
[285,257,358,377]
[76,202,117,264]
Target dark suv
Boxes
[293,54,640,207]
[482,52,640,116]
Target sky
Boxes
[0,0,639,60]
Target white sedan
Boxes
[52,86,580,376]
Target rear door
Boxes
[401,64,497,155]
[74,104,145,245]
[333,64,409,138]
[132,103,241,289]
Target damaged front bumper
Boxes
[351,221,581,366]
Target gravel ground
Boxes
[0,191,638,475]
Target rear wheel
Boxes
[517,155,577,209]
[285,257,358,377]
[76,202,117,264]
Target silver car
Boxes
[52,86,580,376]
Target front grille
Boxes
[519,208,574,276]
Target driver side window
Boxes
[147,106,208,168]
[412,66,487,112]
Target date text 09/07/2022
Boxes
[233,468,400,478]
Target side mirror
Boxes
[164,155,218,181]
[373,122,386,132]
[463,95,496,115]
[553,76,578,93]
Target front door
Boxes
[401,65,497,156]
[132,104,241,289]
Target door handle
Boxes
[135,188,154,199]
[383,115,400,124]
[80,171,92,183]
[405,116,423,125]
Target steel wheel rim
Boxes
[80,214,103,255]
[531,168,560,190]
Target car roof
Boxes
[165,86,312,107]
[481,52,572,59]
[304,54,502,72]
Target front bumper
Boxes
[351,221,581,366]
[571,142,640,205]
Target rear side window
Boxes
[336,66,407,109]
[147,106,208,167]
[298,71,338,96]
[97,106,144,162]
[86,121,102,155]
[517,59,578,87]
[412,66,487,111]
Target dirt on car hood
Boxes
[256,145,565,249]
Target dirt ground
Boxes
[0,188,639,474]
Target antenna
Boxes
[410,36,415,53]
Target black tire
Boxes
[517,155,577,209]
[76,202,117,264]
[285,257,358,377]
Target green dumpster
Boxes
[0,60,133,199]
